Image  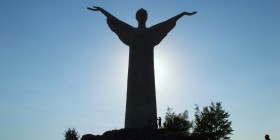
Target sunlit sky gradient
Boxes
[1,0,280,140]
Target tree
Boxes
[64,128,80,140]
[163,107,192,135]
[192,102,233,140]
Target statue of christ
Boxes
[88,6,197,129]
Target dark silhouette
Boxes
[193,102,233,140]
[81,129,208,140]
[81,134,95,140]
[88,6,197,129]
[265,134,271,140]
[64,128,80,140]
[158,117,162,128]
[163,107,192,135]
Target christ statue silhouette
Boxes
[88,6,197,129]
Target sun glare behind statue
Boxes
[154,42,179,99]
[154,40,195,107]
[154,51,171,89]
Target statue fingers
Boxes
[87,7,98,11]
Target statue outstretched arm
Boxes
[150,11,197,46]
[87,6,135,47]
[168,11,197,23]
[87,6,114,19]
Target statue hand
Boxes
[87,6,105,12]
[184,11,197,16]
[87,6,111,18]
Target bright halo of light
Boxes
[154,40,193,106]
[155,55,168,87]
[154,46,174,91]
[154,44,179,112]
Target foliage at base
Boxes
[192,102,233,140]
[163,107,193,136]
[64,128,80,140]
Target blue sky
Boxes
[0,0,279,140]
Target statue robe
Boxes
[106,16,176,129]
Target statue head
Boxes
[265,135,270,140]
[136,8,148,25]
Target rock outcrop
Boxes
[81,129,207,140]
